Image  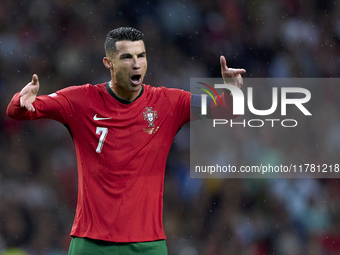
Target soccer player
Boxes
[6,27,246,255]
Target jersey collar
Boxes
[106,82,144,104]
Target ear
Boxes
[103,57,113,70]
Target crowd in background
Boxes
[1,0,340,254]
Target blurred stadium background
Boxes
[1,0,340,254]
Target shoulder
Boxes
[55,82,105,98]
[142,85,191,112]
[143,84,191,98]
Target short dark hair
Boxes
[104,27,144,56]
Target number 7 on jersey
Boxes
[96,127,108,153]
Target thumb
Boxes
[32,74,39,85]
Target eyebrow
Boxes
[119,51,146,59]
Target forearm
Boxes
[210,89,236,119]
[191,90,236,120]
[6,92,32,120]
[7,91,68,123]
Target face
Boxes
[104,40,147,99]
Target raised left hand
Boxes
[220,55,246,88]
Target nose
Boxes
[132,56,140,69]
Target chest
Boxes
[69,95,177,154]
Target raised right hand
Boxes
[20,74,40,111]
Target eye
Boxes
[120,54,132,60]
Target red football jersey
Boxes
[7,82,191,242]
[7,82,234,243]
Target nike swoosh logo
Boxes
[93,114,112,121]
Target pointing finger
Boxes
[220,55,228,71]
[32,74,39,85]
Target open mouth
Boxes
[130,75,141,85]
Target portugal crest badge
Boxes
[143,107,158,127]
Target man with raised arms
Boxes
[7,27,246,255]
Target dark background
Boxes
[0,0,340,254]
